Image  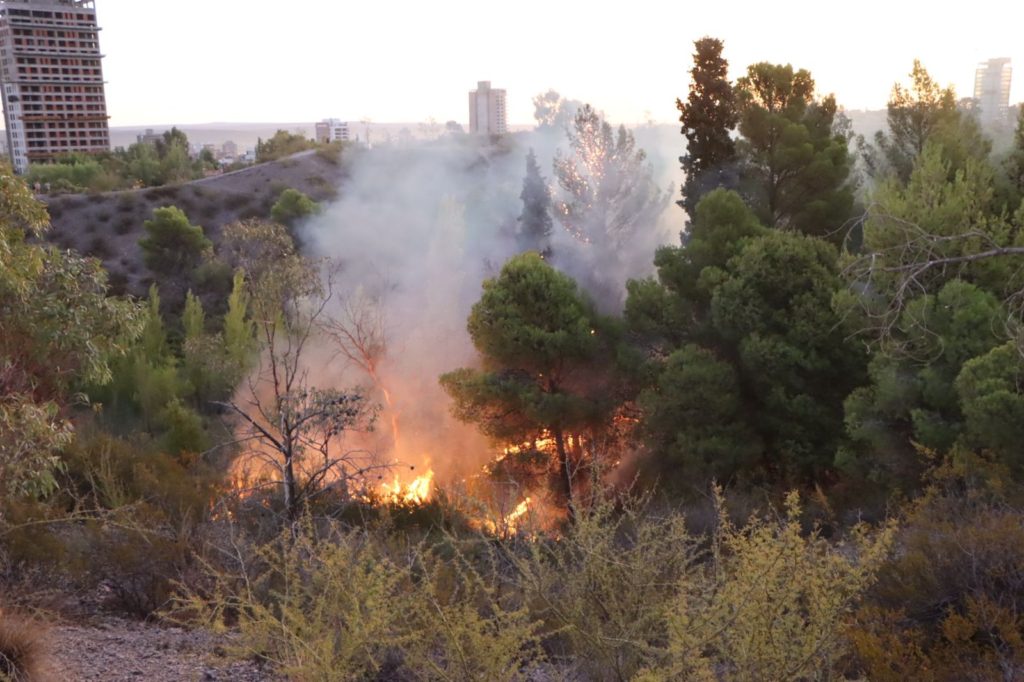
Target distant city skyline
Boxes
[90,0,1024,127]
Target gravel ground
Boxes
[49,618,279,682]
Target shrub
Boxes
[223,193,250,212]
[116,193,136,213]
[107,270,129,296]
[183,520,544,681]
[113,215,134,235]
[86,236,111,259]
[270,188,319,228]
[95,211,112,224]
[847,453,1024,679]
[0,610,50,681]
[508,495,699,680]
[315,142,344,165]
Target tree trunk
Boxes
[553,426,576,524]
[283,448,299,520]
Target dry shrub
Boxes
[636,491,895,682]
[508,495,698,681]
[182,518,543,681]
[58,433,217,617]
[113,215,135,235]
[0,610,50,681]
[847,454,1024,680]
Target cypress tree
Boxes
[676,37,739,222]
[517,148,554,256]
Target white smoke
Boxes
[301,121,682,483]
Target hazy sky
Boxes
[98,0,1023,127]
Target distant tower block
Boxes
[0,0,111,174]
[974,58,1012,127]
[468,81,507,135]
[315,118,350,143]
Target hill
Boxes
[41,149,344,297]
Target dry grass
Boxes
[0,609,51,681]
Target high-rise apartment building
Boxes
[974,58,1012,127]
[0,0,109,174]
[468,81,507,135]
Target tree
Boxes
[440,253,619,521]
[734,62,854,241]
[138,206,212,275]
[516,149,553,256]
[676,37,739,221]
[1005,107,1024,203]
[838,281,1009,486]
[532,90,583,132]
[710,231,866,480]
[840,143,1015,343]
[553,104,667,248]
[637,345,761,484]
[215,220,377,520]
[271,188,320,228]
[626,191,865,486]
[625,188,765,348]
[956,342,1024,472]
[872,60,958,183]
[256,130,316,163]
[0,167,142,496]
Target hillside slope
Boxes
[41,149,344,297]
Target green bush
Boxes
[138,206,211,275]
[270,188,320,228]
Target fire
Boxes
[380,469,434,505]
[480,496,533,536]
[503,497,532,533]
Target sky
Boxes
[97,0,1024,127]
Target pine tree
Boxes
[734,63,854,241]
[553,105,665,247]
[676,37,739,222]
[1006,107,1024,201]
[517,148,553,256]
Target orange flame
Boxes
[380,469,434,505]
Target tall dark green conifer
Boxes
[1006,107,1024,202]
[734,63,854,242]
[676,37,739,222]
[517,148,554,256]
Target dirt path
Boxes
[48,618,278,681]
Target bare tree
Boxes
[216,220,382,520]
[843,204,1024,353]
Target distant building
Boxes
[136,128,162,145]
[315,118,350,143]
[221,140,238,158]
[974,58,1012,127]
[468,80,507,135]
[0,0,110,174]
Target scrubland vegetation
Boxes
[3,40,1024,680]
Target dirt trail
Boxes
[48,618,278,682]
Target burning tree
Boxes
[216,220,378,520]
[552,104,667,248]
[440,253,620,522]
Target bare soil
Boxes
[48,617,279,682]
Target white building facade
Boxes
[974,58,1012,127]
[315,118,350,143]
[468,81,507,135]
